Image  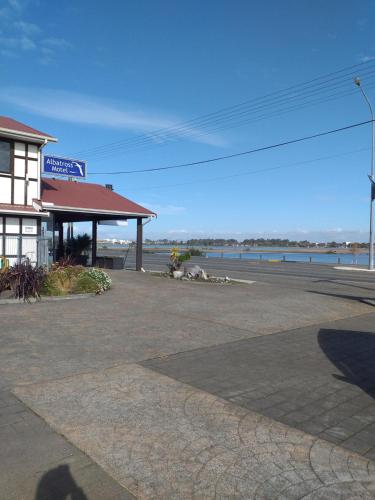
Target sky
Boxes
[1,0,375,242]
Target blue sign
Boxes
[43,155,87,179]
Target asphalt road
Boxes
[120,251,375,288]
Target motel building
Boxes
[0,116,156,270]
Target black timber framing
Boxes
[92,220,97,267]
[51,211,147,270]
[136,217,143,271]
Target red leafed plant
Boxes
[0,260,46,302]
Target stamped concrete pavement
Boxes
[15,364,375,499]
[143,311,375,461]
[1,271,374,390]
[2,270,375,499]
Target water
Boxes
[206,251,369,265]
[100,243,370,266]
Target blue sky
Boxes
[1,0,375,241]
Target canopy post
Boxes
[92,220,97,267]
[136,217,143,271]
[57,222,64,261]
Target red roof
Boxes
[0,116,56,141]
[41,178,155,217]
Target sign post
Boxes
[43,155,87,179]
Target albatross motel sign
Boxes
[43,155,87,179]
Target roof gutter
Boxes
[143,214,157,226]
[0,127,58,143]
[0,207,49,216]
[41,203,156,218]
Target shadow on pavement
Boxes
[35,464,88,500]
[318,328,375,399]
[308,290,375,307]
[312,279,375,293]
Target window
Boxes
[0,141,11,173]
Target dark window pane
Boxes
[0,141,10,173]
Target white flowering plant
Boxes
[83,268,112,293]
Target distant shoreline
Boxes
[144,247,368,255]
[98,245,368,255]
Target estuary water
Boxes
[205,251,369,265]
[101,243,370,266]
[147,245,369,266]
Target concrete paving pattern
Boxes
[15,364,375,499]
[143,312,375,460]
[1,267,375,498]
[0,390,133,499]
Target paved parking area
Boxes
[143,311,375,461]
[0,390,133,499]
[2,270,375,499]
[15,364,375,499]
[1,271,373,391]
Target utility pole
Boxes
[354,77,375,270]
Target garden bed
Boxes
[0,262,112,302]
[149,270,250,285]
[152,247,255,285]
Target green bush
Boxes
[74,273,102,293]
[41,265,111,296]
[42,265,85,296]
[188,248,203,256]
[78,268,112,293]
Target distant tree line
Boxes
[145,238,369,248]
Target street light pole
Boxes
[354,77,375,270]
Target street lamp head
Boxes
[354,77,361,87]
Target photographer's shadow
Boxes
[318,328,375,399]
[35,464,88,500]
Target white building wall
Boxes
[0,135,43,265]
[14,178,25,204]
[27,180,38,205]
[0,177,11,203]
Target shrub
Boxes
[68,233,91,257]
[167,248,191,274]
[52,256,77,269]
[1,260,46,301]
[42,265,84,296]
[75,268,112,294]
[74,273,102,293]
[188,248,203,256]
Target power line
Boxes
[118,146,370,191]
[89,119,373,175]
[88,76,375,161]
[72,60,375,160]
[79,61,374,155]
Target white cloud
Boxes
[360,55,375,63]
[42,37,72,50]
[8,0,25,10]
[0,35,36,51]
[167,229,189,234]
[14,20,40,35]
[0,3,72,62]
[140,203,186,216]
[0,87,223,146]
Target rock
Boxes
[173,270,184,279]
[200,269,208,280]
[185,265,202,279]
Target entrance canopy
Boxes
[41,178,155,222]
[40,178,156,269]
